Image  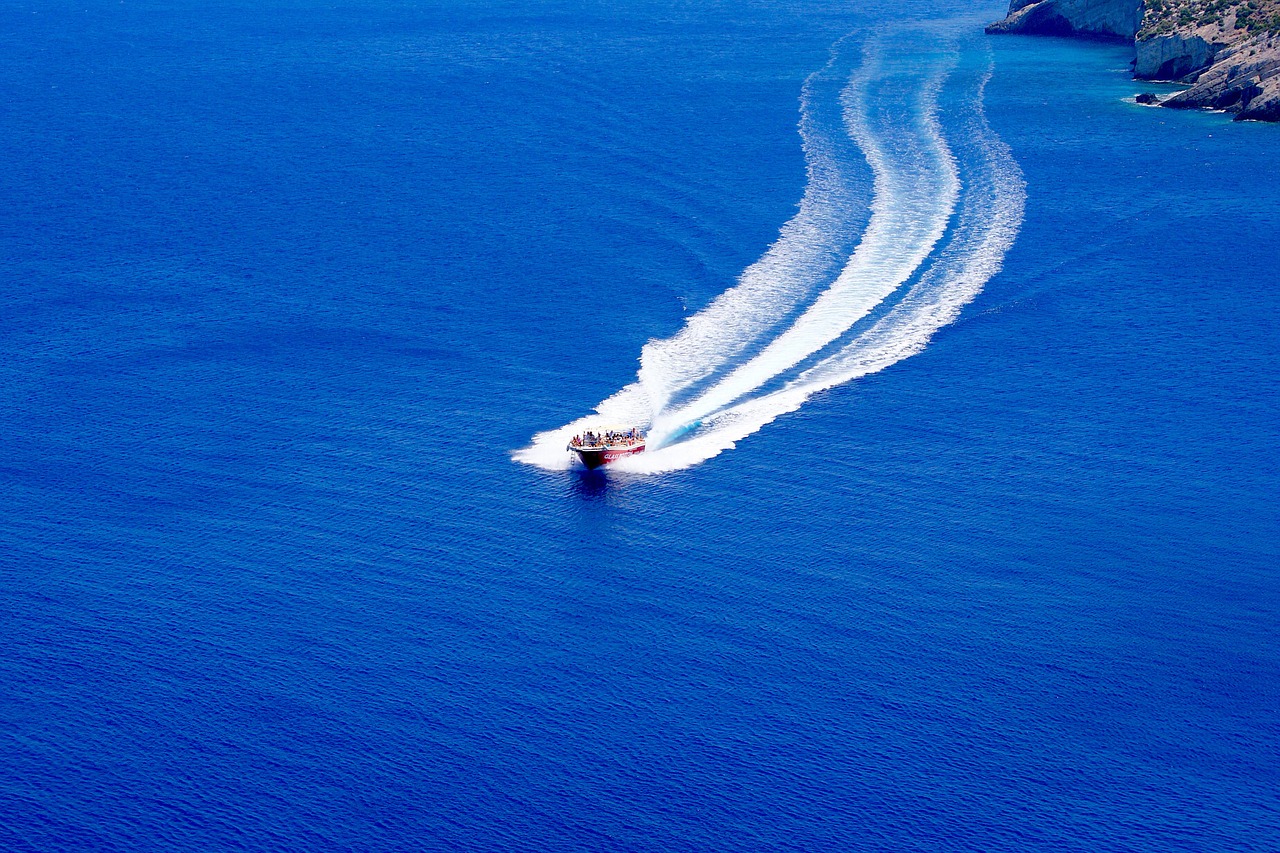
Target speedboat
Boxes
[567,426,645,469]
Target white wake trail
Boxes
[513,37,870,471]
[612,58,1026,474]
[515,30,1026,475]
[794,66,1024,392]
[649,44,960,443]
[634,35,872,419]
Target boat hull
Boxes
[570,443,645,469]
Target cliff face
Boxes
[984,0,1144,40]
[1135,29,1224,78]
[987,0,1280,120]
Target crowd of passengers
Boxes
[570,428,643,448]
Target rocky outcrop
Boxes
[1159,32,1280,118]
[1135,10,1280,119]
[985,0,1144,40]
[987,0,1280,120]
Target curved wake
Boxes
[515,27,1025,474]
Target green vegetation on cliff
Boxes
[1139,0,1280,37]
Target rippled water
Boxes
[2,2,1277,850]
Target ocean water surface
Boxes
[2,1,1278,850]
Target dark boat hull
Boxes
[571,444,645,469]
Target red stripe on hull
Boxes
[571,444,645,469]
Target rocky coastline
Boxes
[986,0,1280,120]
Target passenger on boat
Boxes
[570,429,645,449]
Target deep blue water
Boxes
[2,1,1278,850]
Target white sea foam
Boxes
[634,35,872,420]
[647,46,960,444]
[514,31,1025,474]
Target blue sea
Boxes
[2,1,1278,850]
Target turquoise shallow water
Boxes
[1,2,1277,850]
